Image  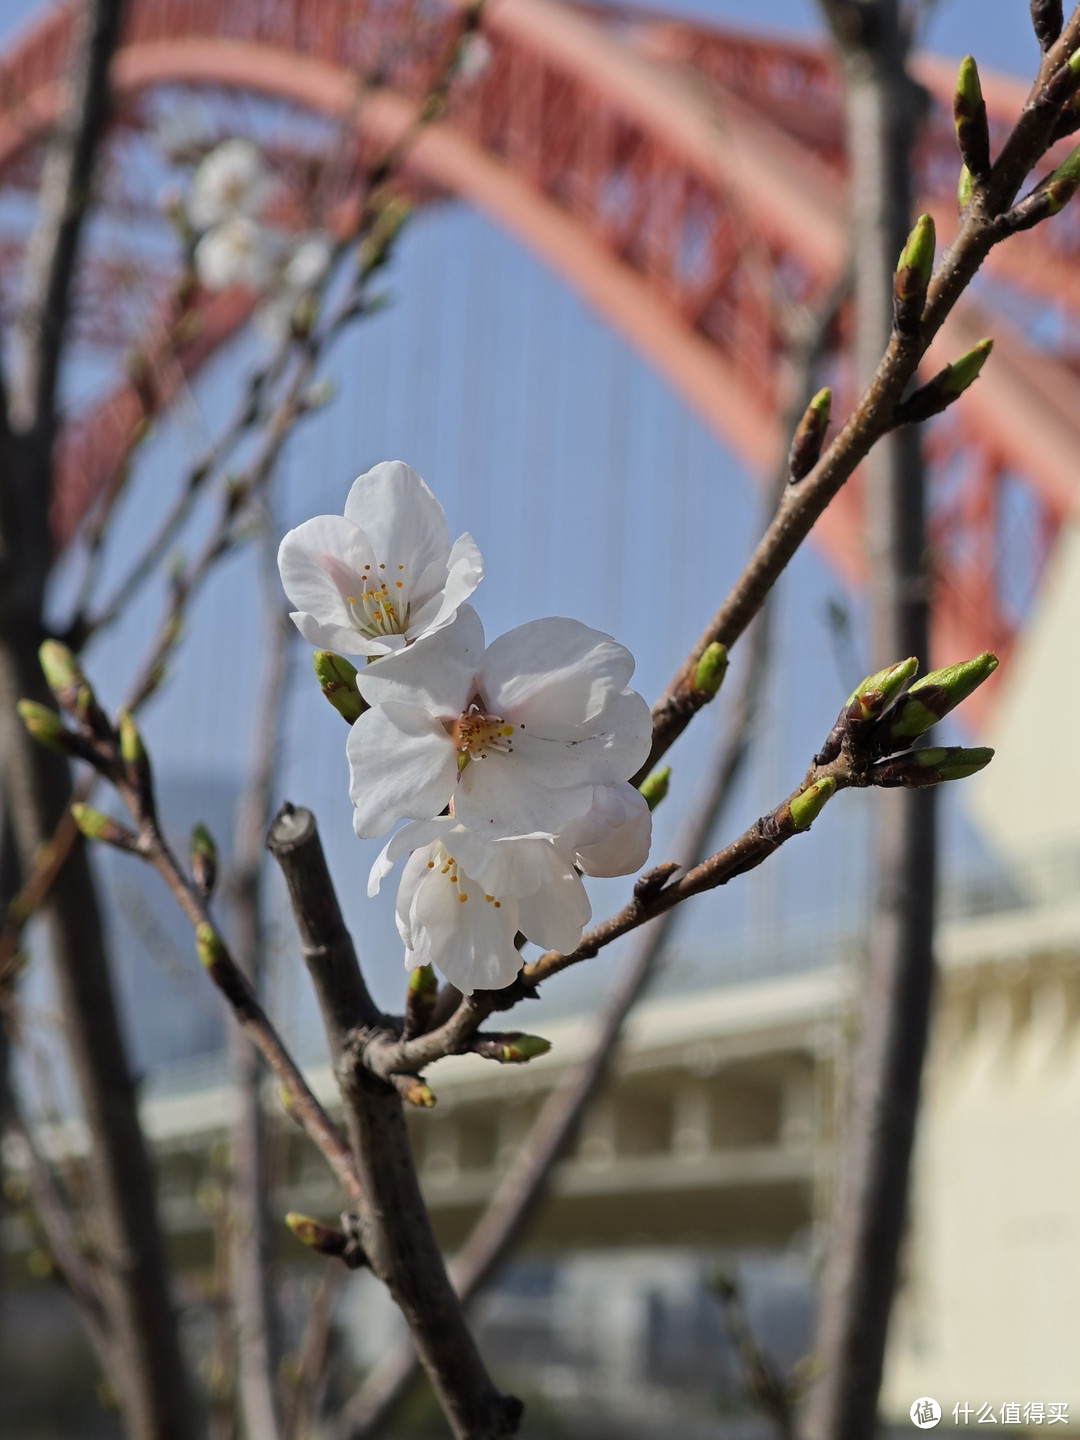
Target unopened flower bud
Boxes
[403,963,438,1041]
[953,58,991,182]
[847,656,919,723]
[894,215,936,333]
[17,700,72,755]
[394,1075,437,1108]
[70,804,137,849]
[499,1034,552,1063]
[894,339,993,426]
[38,640,85,711]
[196,922,226,972]
[788,388,832,482]
[886,651,999,741]
[1040,141,1080,216]
[957,163,975,212]
[693,642,729,699]
[190,823,219,898]
[639,766,671,811]
[313,651,367,724]
[872,745,994,787]
[118,709,145,767]
[816,656,918,765]
[284,1211,365,1267]
[789,776,837,831]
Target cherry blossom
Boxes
[189,138,271,230]
[277,462,483,658]
[370,820,592,993]
[347,607,653,842]
[194,215,280,291]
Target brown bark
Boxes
[801,5,935,1439]
[268,806,523,1440]
[0,3,193,1434]
[223,557,292,1440]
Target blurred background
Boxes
[2,0,1079,1435]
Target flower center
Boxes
[345,562,410,638]
[449,702,516,771]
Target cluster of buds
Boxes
[18,643,151,849]
[816,651,998,786]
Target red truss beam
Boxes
[2,0,1079,726]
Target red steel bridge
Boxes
[3,0,1080,723]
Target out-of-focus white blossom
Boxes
[189,138,271,230]
[255,233,334,340]
[277,462,483,659]
[456,32,494,84]
[194,215,280,291]
[153,104,211,165]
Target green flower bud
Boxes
[398,1077,437,1108]
[873,745,994,787]
[38,640,85,708]
[118,709,146,766]
[895,214,936,299]
[1043,141,1080,214]
[846,656,919,723]
[16,700,70,754]
[196,922,226,971]
[498,1034,552,1064]
[285,1212,331,1249]
[788,387,832,482]
[888,651,999,739]
[70,804,136,848]
[190,823,218,898]
[639,766,671,811]
[693,642,729,698]
[943,338,994,396]
[313,651,367,724]
[957,163,975,210]
[953,58,991,181]
[789,776,837,831]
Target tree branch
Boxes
[267,806,523,1440]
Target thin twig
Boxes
[224,531,294,1440]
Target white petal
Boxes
[566,784,652,877]
[502,691,653,790]
[190,139,271,228]
[478,617,637,734]
[408,866,523,994]
[194,217,277,290]
[347,704,457,837]
[355,605,484,715]
[343,462,450,580]
[278,514,376,640]
[516,862,592,953]
[406,531,484,638]
[284,233,333,289]
[454,755,595,838]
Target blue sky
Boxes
[5,1,1040,1031]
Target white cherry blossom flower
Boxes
[348,608,653,841]
[370,820,591,993]
[559,782,652,877]
[255,233,333,341]
[189,138,271,230]
[277,462,483,658]
[194,215,280,291]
